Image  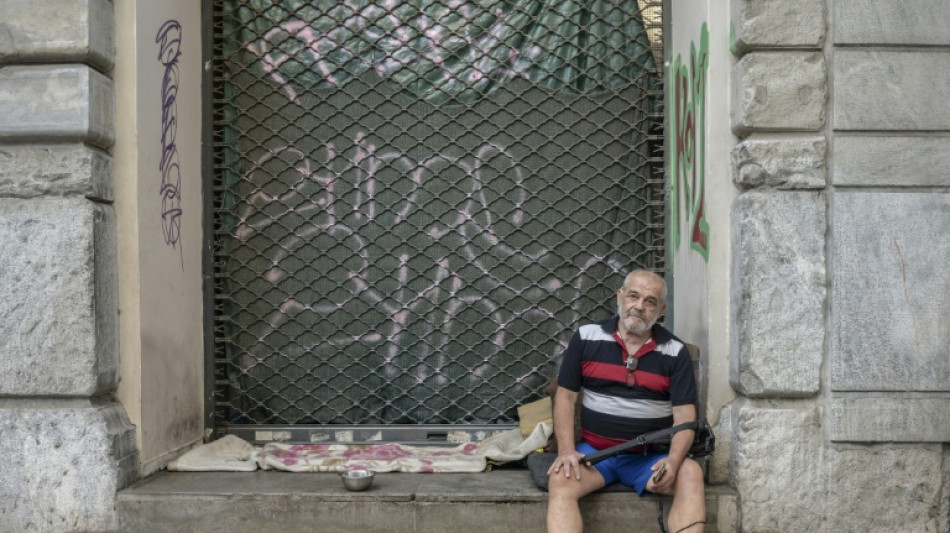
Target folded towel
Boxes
[168,434,260,471]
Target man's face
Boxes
[616,273,666,336]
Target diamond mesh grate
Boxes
[210,0,665,429]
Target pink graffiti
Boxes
[242,2,543,104]
[231,133,597,391]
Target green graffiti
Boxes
[669,22,710,262]
[729,21,741,56]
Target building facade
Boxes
[1,0,948,531]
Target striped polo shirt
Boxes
[557,318,697,450]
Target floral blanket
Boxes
[169,422,552,473]
[260,441,484,472]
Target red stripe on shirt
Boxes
[582,361,670,391]
[635,372,670,392]
[581,428,648,452]
[582,361,627,382]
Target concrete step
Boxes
[118,470,738,532]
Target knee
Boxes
[547,473,581,500]
[677,458,705,488]
[547,473,571,495]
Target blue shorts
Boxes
[577,441,667,495]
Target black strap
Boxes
[580,421,702,465]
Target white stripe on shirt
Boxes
[578,323,615,342]
[582,388,673,419]
[655,338,685,357]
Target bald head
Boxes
[621,270,667,302]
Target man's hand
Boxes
[646,457,680,494]
[645,404,697,494]
[549,387,587,480]
[547,450,589,480]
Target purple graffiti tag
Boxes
[157,19,184,269]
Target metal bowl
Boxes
[340,469,376,491]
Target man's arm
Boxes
[647,403,697,493]
[546,386,587,480]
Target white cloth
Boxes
[168,434,260,471]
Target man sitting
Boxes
[546,270,705,533]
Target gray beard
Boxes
[618,306,654,336]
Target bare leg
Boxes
[546,466,606,533]
[665,459,706,533]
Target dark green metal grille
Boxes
[210,0,665,430]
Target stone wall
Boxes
[727,0,950,531]
[0,1,135,531]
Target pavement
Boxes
[118,469,738,532]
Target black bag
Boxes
[642,420,715,457]
[581,420,715,465]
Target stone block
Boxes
[831,193,950,391]
[0,198,118,396]
[0,144,113,201]
[0,0,114,70]
[706,403,734,486]
[731,0,825,53]
[119,470,737,532]
[823,443,945,532]
[731,191,826,397]
[831,395,950,442]
[732,52,826,136]
[0,402,136,532]
[732,406,823,532]
[731,137,826,189]
[835,51,950,131]
[835,0,950,45]
[733,404,947,532]
[942,448,950,533]
[834,135,950,187]
[713,490,740,533]
[0,65,115,149]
